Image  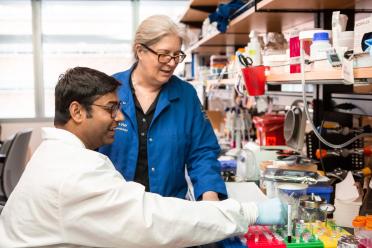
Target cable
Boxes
[300,39,372,149]
[318,120,326,174]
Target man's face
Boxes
[82,92,124,149]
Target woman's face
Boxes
[137,34,183,86]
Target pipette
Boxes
[288,204,292,243]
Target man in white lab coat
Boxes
[0,67,285,248]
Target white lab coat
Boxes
[0,127,258,248]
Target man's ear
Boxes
[69,101,85,123]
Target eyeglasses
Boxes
[91,101,122,119]
[140,43,186,64]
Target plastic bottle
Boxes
[310,32,332,61]
[246,30,262,66]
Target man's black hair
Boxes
[54,67,121,125]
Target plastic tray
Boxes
[245,226,286,248]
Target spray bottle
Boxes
[246,30,262,66]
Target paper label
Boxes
[342,58,354,84]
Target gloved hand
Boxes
[255,198,287,225]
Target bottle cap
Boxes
[249,30,257,38]
[313,32,329,41]
[352,219,365,227]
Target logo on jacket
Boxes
[200,104,209,120]
[116,122,128,132]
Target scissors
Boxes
[236,52,253,67]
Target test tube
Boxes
[288,204,292,243]
[273,232,284,242]
[263,231,273,243]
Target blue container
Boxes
[307,185,333,203]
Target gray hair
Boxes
[133,15,187,60]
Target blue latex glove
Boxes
[256,198,287,225]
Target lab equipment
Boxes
[241,65,266,96]
[277,183,308,220]
[289,30,301,73]
[288,204,293,243]
[306,185,333,203]
[326,49,342,67]
[245,225,286,248]
[263,168,318,184]
[274,222,324,247]
[337,235,360,248]
[319,203,336,227]
[246,30,262,66]
[284,106,306,152]
[316,146,372,159]
[310,32,332,61]
[299,194,325,222]
[252,114,286,146]
[313,221,351,248]
[352,215,372,242]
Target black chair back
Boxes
[0,129,32,199]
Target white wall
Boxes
[1,121,54,155]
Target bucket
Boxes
[241,66,266,96]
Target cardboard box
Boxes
[354,16,372,54]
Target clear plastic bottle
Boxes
[246,30,262,66]
[310,32,332,61]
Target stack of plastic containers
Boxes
[352,215,372,248]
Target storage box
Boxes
[253,114,285,146]
[354,16,372,54]
[307,185,334,203]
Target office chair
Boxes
[0,135,16,206]
[0,129,32,201]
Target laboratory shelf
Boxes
[257,0,369,12]
[188,8,312,53]
[184,0,372,53]
[179,0,224,27]
[266,67,372,83]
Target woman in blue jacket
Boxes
[99,15,227,201]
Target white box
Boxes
[354,16,372,54]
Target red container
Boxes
[245,225,286,248]
[241,66,266,96]
[289,34,301,74]
[252,114,285,146]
